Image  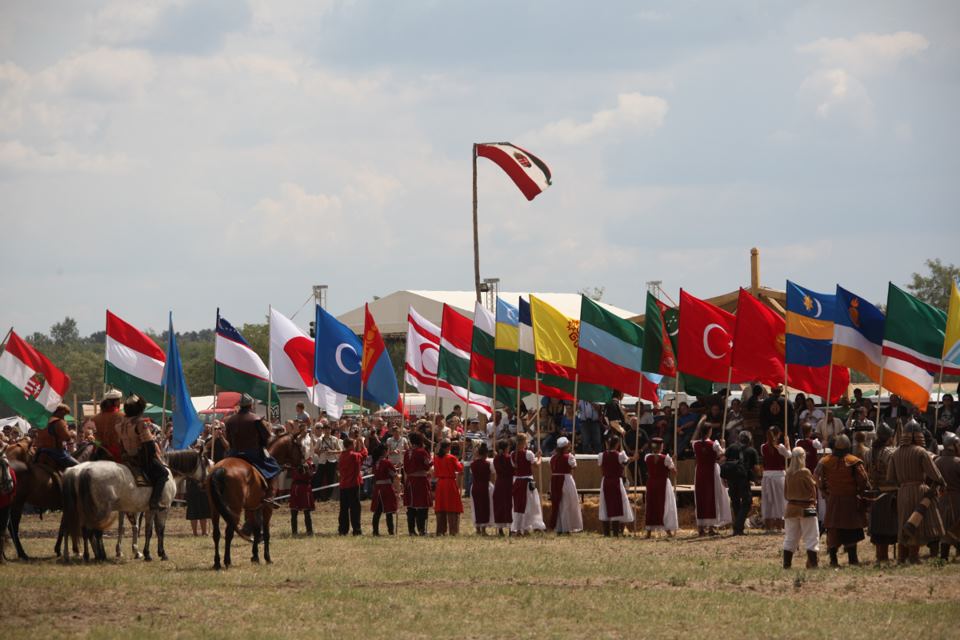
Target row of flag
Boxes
[1,278,958,449]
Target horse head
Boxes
[269,433,305,469]
[0,449,13,495]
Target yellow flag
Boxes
[529,295,578,378]
[944,277,960,366]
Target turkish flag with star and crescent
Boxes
[677,289,750,383]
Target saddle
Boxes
[121,461,152,487]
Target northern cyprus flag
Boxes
[105,310,166,406]
[0,330,71,426]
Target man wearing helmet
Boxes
[934,431,960,560]
[816,434,870,566]
[867,424,898,563]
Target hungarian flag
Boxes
[578,296,661,404]
[361,304,401,410]
[105,310,165,406]
[470,302,516,408]
[476,142,552,201]
[438,304,492,416]
[641,292,677,377]
[677,290,747,384]
[272,307,346,419]
[215,310,277,406]
[883,282,960,376]
[0,330,71,426]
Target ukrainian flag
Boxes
[785,281,835,367]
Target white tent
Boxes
[337,290,640,336]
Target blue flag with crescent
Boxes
[164,312,204,448]
[785,280,835,367]
[314,305,397,407]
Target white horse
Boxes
[62,450,208,563]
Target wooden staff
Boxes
[633,376,643,534]
[535,375,543,499]
[721,365,733,448]
[266,305,273,424]
[471,144,481,303]
[933,357,945,430]
[570,374,579,454]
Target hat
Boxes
[943,431,959,450]
[556,437,569,449]
[55,403,71,415]
[651,437,663,444]
[833,434,851,451]
[103,389,123,401]
[238,394,254,409]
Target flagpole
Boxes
[161,313,170,439]
[267,305,273,424]
[490,372,497,450]
[535,374,543,499]
[0,327,12,351]
[515,376,521,444]
[721,366,733,448]
[672,374,680,459]
[934,358,945,429]
[432,371,440,456]
[784,361,789,441]
[472,143,481,304]
[633,375,643,531]
[570,374,579,454]
[876,364,885,429]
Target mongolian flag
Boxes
[361,304,401,411]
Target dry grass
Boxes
[2,501,959,639]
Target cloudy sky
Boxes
[1,0,956,337]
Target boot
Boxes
[875,544,889,563]
[149,482,166,511]
[783,550,793,569]
[806,550,818,569]
[386,513,395,536]
[407,509,416,536]
[416,509,428,536]
[845,545,859,566]
[372,512,381,536]
[304,512,313,536]
[290,511,299,536]
[909,546,921,564]
[602,521,611,537]
[897,544,909,564]
[828,547,839,567]
[928,541,940,559]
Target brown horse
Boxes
[4,438,32,463]
[207,433,305,570]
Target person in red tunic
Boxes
[548,437,582,534]
[511,433,545,534]
[403,432,433,536]
[289,459,316,536]
[599,435,638,536]
[338,438,364,536]
[370,444,399,536]
[644,437,678,538]
[693,425,732,536]
[470,442,495,535]
[492,440,514,536]
[433,440,464,535]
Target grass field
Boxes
[2,502,959,640]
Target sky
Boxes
[1,0,957,337]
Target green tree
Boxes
[50,317,80,345]
[579,286,605,301]
[907,258,959,310]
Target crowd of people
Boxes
[1,382,958,569]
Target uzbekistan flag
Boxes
[215,310,276,405]
[105,310,165,406]
[476,142,552,201]
[578,295,661,404]
[0,330,71,426]
[784,281,849,403]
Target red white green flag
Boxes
[0,330,71,425]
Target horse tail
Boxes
[76,466,114,531]
[209,466,249,541]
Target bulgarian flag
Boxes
[476,143,552,201]
[0,330,71,426]
[437,304,492,416]
[215,310,277,406]
[469,301,516,408]
[105,310,165,406]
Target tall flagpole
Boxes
[784,360,789,441]
[267,305,273,424]
[876,364,885,429]
[934,358,946,429]
[490,371,497,450]
[432,371,440,455]
[212,308,219,426]
[633,375,643,528]
[672,374,680,459]
[570,374,579,454]
[535,374,543,498]
[472,144,481,304]
[721,365,733,447]
[0,327,12,351]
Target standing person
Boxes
[816,435,869,566]
[470,443,495,535]
[644,437,678,538]
[693,424,732,536]
[371,444,398,536]
[935,432,960,560]
[315,424,342,501]
[723,431,759,536]
[598,435,637,537]
[816,410,845,447]
[337,438,364,536]
[385,425,409,469]
[433,440,464,536]
[492,440,514,536]
[760,427,790,532]
[289,459,316,537]
[403,432,432,536]
[782,447,819,569]
[184,470,210,536]
[578,399,602,454]
[511,433,545,535]
[886,420,945,564]
[867,424,898,563]
[548,437,582,535]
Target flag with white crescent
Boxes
[476,142,552,201]
[269,307,345,419]
[677,290,750,383]
[404,306,475,407]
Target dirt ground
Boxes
[2,500,959,639]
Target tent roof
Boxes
[336,290,639,336]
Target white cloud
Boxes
[39,47,157,101]
[532,92,668,144]
[0,140,131,173]
[799,68,875,129]
[91,1,182,45]
[798,31,929,76]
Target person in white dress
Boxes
[693,425,732,535]
[644,437,678,537]
[548,437,582,534]
[510,433,546,534]
[598,435,639,536]
[760,426,791,532]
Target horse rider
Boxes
[118,395,170,511]
[223,394,281,506]
[34,404,79,470]
[91,389,125,462]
